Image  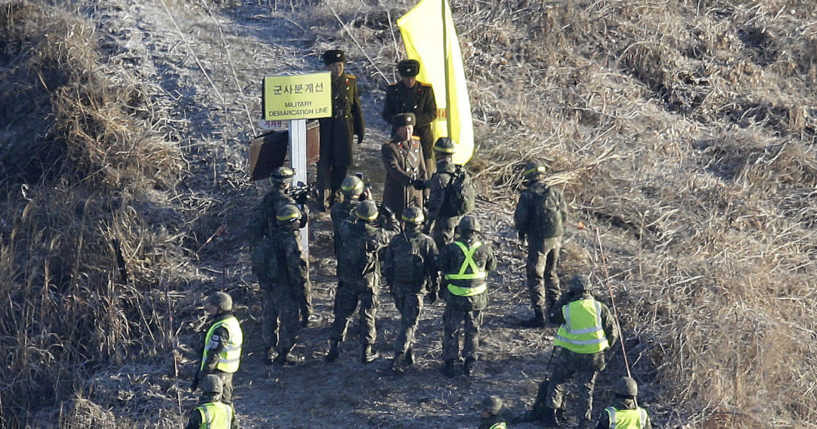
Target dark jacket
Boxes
[319,72,364,167]
[381,137,428,217]
[382,81,437,154]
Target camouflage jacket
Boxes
[383,227,439,294]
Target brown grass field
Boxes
[1,0,816,427]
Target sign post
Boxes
[263,72,332,258]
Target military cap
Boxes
[401,206,425,224]
[458,215,480,233]
[323,49,345,65]
[481,396,503,415]
[276,204,302,224]
[340,175,365,197]
[270,166,295,184]
[392,113,416,127]
[355,200,379,221]
[397,59,420,77]
[569,274,591,294]
[523,161,547,179]
[614,376,638,397]
[433,137,456,154]
[207,291,233,313]
[199,374,223,395]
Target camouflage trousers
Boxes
[532,347,605,425]
[392,291,424,354]
[331,281,379,346]
[263,286,302,355]
[430,215,459,249]
[527,237,562,312]
[262,288,279,350]
[442,305,483,361]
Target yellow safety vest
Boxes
[196,401,233,429]
[488,422,507,429]
[553,298,609,354]
[445,241,487,296]
[605,406,648,429]
[201,316,243,373]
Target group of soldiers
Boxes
[185,50,652,428]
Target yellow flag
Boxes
[397,0,474,164]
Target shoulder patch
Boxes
[345,73,357,81]
[420,82,432,88]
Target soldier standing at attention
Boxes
[326,200,399,364]
[514,160,568,328]
[192,292,243,405]
[437,215,496,377]
[596,377,652,429]
[266,205,311,366]
[383,206,439,374]
[382,113,428,218]
[525,275,619,428]
[382,59,437,173]
[317,49,364,211]
[185,375,237,429]
[417,137,475,248]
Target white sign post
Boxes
[289,118,309,258]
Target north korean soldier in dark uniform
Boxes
[437,215,497,377]
[382,113,428,218]
[382,59,437,173]
[326,200,399,364]
[383,206,439,374]
[185,375,237,429]
[266,205,311,366]
[192,292,243,405]
[318,49,365,211]
[525,275,619,428]
[514,161,568,328]
[330,175,371,254]
[416,137,474,248]
[595,377,652,429]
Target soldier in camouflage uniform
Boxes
[192,292,242,405]
[326,200,399,364]
[437,215,496,377]
[478,396,508,429]
[265,205,311,365]
[417,137,473,248]
[595,377,652,429]
[318,49,365,210]
[185,375,237,429]
[382,59,437,173]
[383,206,439,374]
[526,275,619,428]
[330,175,371,254]
[514,161,568,328]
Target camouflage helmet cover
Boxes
[481,396,503,415]
[355,200,379,221]
[401,206,425,224]
[340,175,365,197]
[276,204,302,224]
[199,374,223,395]
[207,291,233,313]
[614,376,639,397]
[458,215,480,233]
[523,161,547,179]
[569,274,591,294]
[433,137,456,154]
[270,166,295,184]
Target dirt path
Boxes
[78,1,630,427]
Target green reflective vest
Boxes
[196,401,233,429]
[201,315,243,373]
[444,241,487,296]
[488,422,507,429]
[605,406,648,429]
[553,298,609,354]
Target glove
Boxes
[518,231,526,241]
[411,179,427,190]
[357,135,364,144]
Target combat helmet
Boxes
[481,396,503,416]
[522,161,547,180]
[614,376,639,398]
[207,291,233,313]
[270,166,295,185]
[355,200,379,222]
[199,374,223,396]
[458,215,481,233]
[276,204,302,224]
[569,274,591,295]
[433,137,456,154]
[401,206,425,225]
[340,175,365,197]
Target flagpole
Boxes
[442,0,453,139]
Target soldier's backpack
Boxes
[532,183,564,238]
[442,165,476,217]
[337,224,371,277]
[390,234,425,286]
[251,238,279,287]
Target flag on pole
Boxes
[397,0,474,165]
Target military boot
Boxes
[405,347,415,366]
[541,407,560,427]
[325,339,340,362]
[362,345,380,364]
[442,359,458,378]
[519,308,547,328]
[391,352,406,374]
[463,358,476,376]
